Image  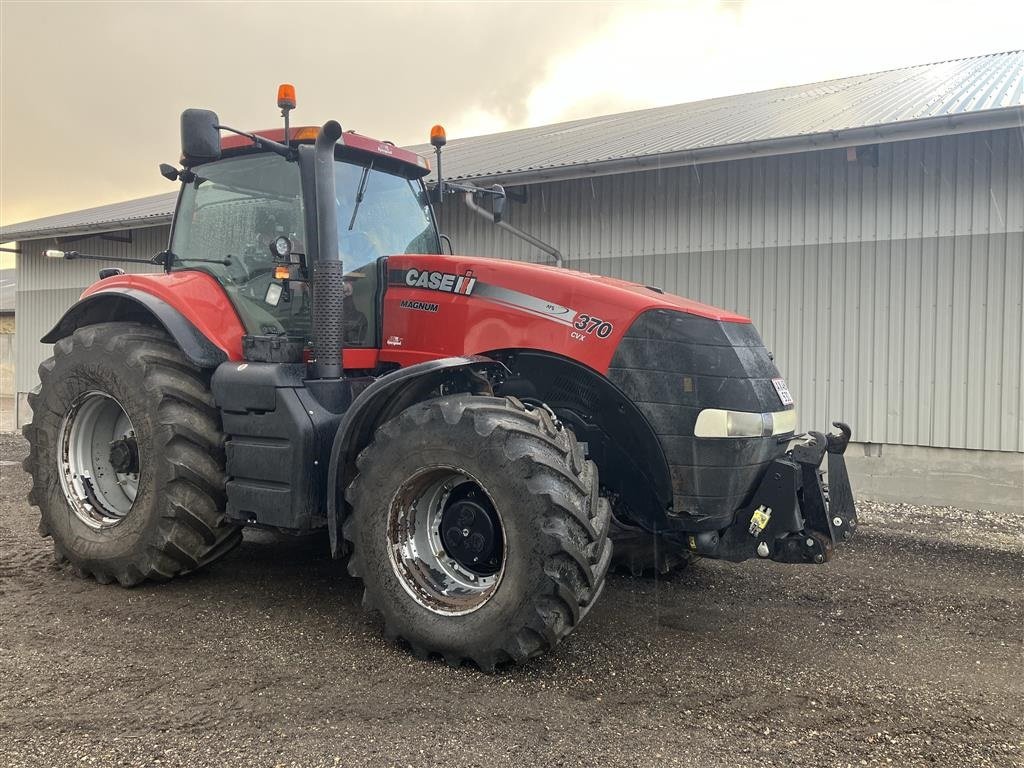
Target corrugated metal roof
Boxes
[0,191,177,243]
[406,50,1024,182]
[2,50,1021,242]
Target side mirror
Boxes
[491,184,506,223]
[181,108,221,167]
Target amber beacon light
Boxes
[430,124,447,148]
[277,83,297,110]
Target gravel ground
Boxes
[1,432,1021,767]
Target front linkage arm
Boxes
[687,422,857,565]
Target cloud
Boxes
[2,0,1022,225]
[448,107,518,142]
[446,0,1024,138]
[0,1,614,225]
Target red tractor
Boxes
[24,88,856,670]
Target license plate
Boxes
[772,378,793,406]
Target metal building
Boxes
[2,51,1022,511]
[0,268,15,431]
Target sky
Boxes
[1,0,1022,259]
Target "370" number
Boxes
[573,314,614,338]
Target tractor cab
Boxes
[169,118,439,352]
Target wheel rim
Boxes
[58,391,140,529]
[386,466,505,616]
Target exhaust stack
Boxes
[310,120,344,379]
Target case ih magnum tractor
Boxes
[24,88,856,670]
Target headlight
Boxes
[694,408,797,438]
[771,409,797,436]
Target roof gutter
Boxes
[464,106,1024,188]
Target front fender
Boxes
[41,288,228,369]
[326,355,507,557]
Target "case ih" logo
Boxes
[404,269,476,295]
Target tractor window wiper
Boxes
[347,161,373,231]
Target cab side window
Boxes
[170,154,310,340]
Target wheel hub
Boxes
[57,391,139,529]
[386,467,506,616]
[108,436,140,475]
[440,492,502,576]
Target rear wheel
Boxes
[345,395,612,670]
[22,322,241,585]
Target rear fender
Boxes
[326,356,507,557]
[40,288,228,369]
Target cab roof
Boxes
[220,126,431,178]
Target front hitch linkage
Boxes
[690,422,857,565]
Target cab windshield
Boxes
[169,151,438,346]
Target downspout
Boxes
[462,192,563,268]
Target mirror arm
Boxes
[460,192,563,268]
[44,249,163,266]
[216,124,295,160]
[441,180,495,196]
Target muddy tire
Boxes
[344,395,612,671]
[610,513,693,577]
[22,322,241,585]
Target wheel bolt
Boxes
[832,516,843,527]
[462,528,470,537]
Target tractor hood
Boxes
[381,254,750,374]
[382,253,790,531]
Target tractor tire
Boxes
[344,394,612,671]
[22,322,241,586]
[609,513,693,577]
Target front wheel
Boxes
[344,395,612,671]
